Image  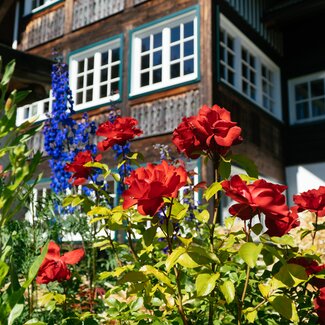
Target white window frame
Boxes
[220,14,282,120]
[23,0,61,16]
[69,37,122,112]
[129,8,199,97]
[288,71,325,125]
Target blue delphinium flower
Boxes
[43,55,97,194]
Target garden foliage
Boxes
[1,57,325,325]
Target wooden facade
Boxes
[8,0,325,186]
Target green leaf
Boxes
[8,304,24,325]
[243,308,258,323]
[118,271,148,284]
[140,265,173,289]
[1,60,15,87]
[195,210,210,223]
[238,242,263,268]
[269,295,299,322]
[0,260,9,286]
[273,264,308,288]
[204,181,222,201]
[231,154,258,178]
[251,223,263,236]
[220,280,235,304]
[24,319,47,325]
[143,226,157,246]
[196,273,220,296]
[130,297,144,312]
[219,158,231,180]
[165,247,186,272]
[177,253,200,268]
[258,283,271,298]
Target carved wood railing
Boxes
[131,90,200,137]
[134,0,149,5]
[72,0,125,30]
[20,5,65,50]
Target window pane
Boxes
[227,35,233,49]
[171,63,180,79]
[154,32,162,48]
[312,98,325,117]
[101,69,107,82]
[78,60,84,73]
[141,72,149,86]
[242,64,248,78]
[141,37,150,52]
[228,70,234,85]
[171,45,180,61]
[24,107,29,119]
[86,89,93,102]
[77,76,83,89]
[111,65,119,79]
[101,52,108,65]
[44,102,49,113]
[76,92,83,104]
[171,26,180,43]
[88,57,94,70]
[184,21,194,38]
[184,40,194,56]
[251,87,256,99]
[311,79,324,98]
[100,85,107,98]
[112,48,120,62]
[220,46,225,61]
[296,102,309,120]
[295,83,308,101]
[184,59,194,75]
[250,70,255,83]
[111,81,119,94]
[153,68,162,83]
[141,54,149,69]
[153,51,162,66]
[220,64,225,79]
[228,52,234,67]
[86,73,93,86]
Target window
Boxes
[288,72,325,124]
[69,36,122,111]
[219,15,281,120]
[24,0,60,15]
[130,7,199,97]
[220,29,235,86]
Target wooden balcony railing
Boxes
[131,90,200,137]
[72,0,125,30]
[20,5,65,50]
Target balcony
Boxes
[20,4,65,50]
[72,0,125,30]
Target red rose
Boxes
[221,175,298,236]
[96,117,143,151]
[65,150,102,185]
[36,241,84,284]
[172,116,205,159]
[122,160,188,216]
[172,104,242,158]
[293,186,325,217]
[315,287,325,324]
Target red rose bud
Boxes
[172,104,242,158]
[36,241,84,284]
[122,160,188,216]
[96,117,143,151]
[65,150,102,185]
[293,186,325,217]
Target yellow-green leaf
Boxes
[239,242,263,268]
[220,280,235,304]
[196,273,220,297]
[204,181,222,201]
[140,265,173,289]
[165,247,186,272]
[178,253,200,268]
[269,295,299,322]
[195,210,210,223]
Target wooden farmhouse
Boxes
[1,0,325,221]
